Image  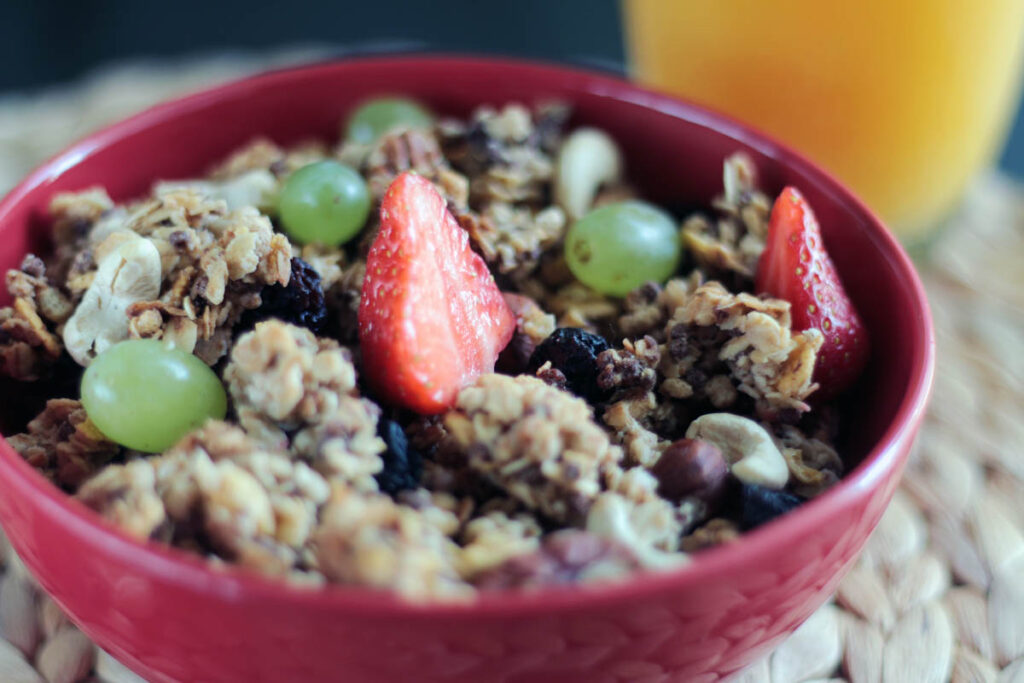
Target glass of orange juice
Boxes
[623,0,1024,244]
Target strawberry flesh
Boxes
[755,186,869,399]
[359,172,515,414]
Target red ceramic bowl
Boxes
[0,57,933,683]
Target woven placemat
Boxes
[0,57,1021,683]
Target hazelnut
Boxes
[650,438,729,505]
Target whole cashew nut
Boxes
[685,413,790,489]
[555,128,623,221]
[63,232,162,366]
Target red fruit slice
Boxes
[358,172,515,413]
[755,186,869,398]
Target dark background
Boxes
[3,0,1024,177]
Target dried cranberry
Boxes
[527,327,610,402]
[238,257,327,334]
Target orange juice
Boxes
[624,1,1024,242]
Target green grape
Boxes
[565,201,682,297]
[278,161,370,246]
[345,97,434,144]
[81,339,227,453]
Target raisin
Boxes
[527,327,611,402]
[238,257,327,334]
[739,484,804,530]
[375,418,423,496]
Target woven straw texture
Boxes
[0,57,1021,683]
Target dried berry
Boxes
[375,418,423,495]
[239,257,327,334]
[651,438,728,505]
[740,484,803,530]
[527,327,610,402]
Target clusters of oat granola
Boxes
[0,101,847,600]
[0,256,73,380]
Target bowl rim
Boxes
[0,54,935,618]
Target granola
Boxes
[473,530,641,589]
[681,153,771,283]
[356,128,469,208]
[660,280,823,416]
[312,483,469,601]
[7,398,119,489]
[224,320,360,443]
[444,374,623,525]
[0,256,71,380]
[2,98,857,601]
[50,186,293,366]
[458,509,542,578]
[440,104,571,277]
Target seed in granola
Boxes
[239,257,327,334]
[527,327,610,402]
[375,418,424,496]
[650,438,729,505]
[740,484,804,529]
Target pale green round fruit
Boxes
[278,160,370,246]
[565,201,682,297]
[346,97,434,144]
[81,339,227,453]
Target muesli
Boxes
[0,98,868,600]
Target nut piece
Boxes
[554,127,623,220]
[685,413,789,489]
[650,438,729,504]
[62,232,161,366]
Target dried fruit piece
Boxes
[239,257,327,334]
[740,484,804,529]
[375,419,423,496]
[526,327,610,402]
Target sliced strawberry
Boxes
[358,172,515,414]
[755,186,869,398]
